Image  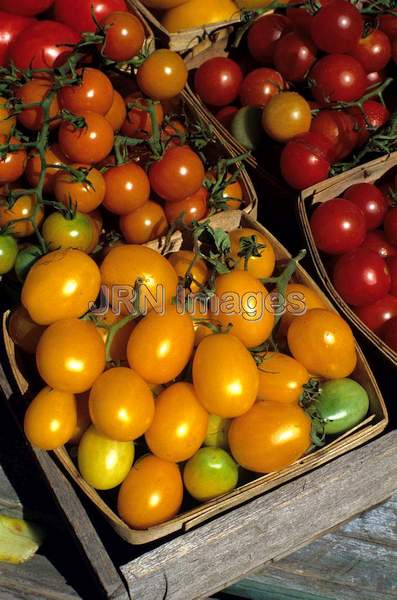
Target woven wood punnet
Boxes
[1,212,388,544]
[298,151,397,367]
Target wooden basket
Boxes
[298,151,397,367]
[1,211,388,545]
[128,0,241,54]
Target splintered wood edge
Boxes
[119,431,397,600]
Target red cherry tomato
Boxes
[310,198,366,254]
[366,70,386,88]
[286,1,312,35]
[310,0,363,53]
[239,68,284,108]
[310,110,358,161]
[387,256,397,296]
[194,58,243,107]
[54,0,127,33]
[247,14,292,64]
[361,231,397,259]
[0,0,53,15]
[215,106,238,130]
[348,100,390,147]
[100,11,145,62]
[280,132,332,190]
[354,294,397,335]
[7,20,79,70]
[379,13,397,40]
[0,11,35,66]
[382,316,397,351]
[310,54,367,104]
[351,29,391,73]
[384,208,397,246]
[344,183,389,230]
[333,248,391,306]
[273,32,316,82]
[149,146,204,202]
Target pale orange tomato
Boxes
[279,283,328,336]
[104,90,127,131]
[119,201,168,244]
[257,352,310,403]
[229,227,276,279]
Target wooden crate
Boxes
[297,151,397,367]
[1,211,388,545]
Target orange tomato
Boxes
[100,244,178,314]
[229,400,312,472]
[161,0,238,32]
[8,306,46,354]
[58,111,114,164]
[0,193,44,237]
[22,248,101,325]
[69,391,91,445]
[207,171,243,210]
[101,11,145,62]
[58,68,114,115]
[257,352,310,403]
[164,186,209,225]
[25,144,69,193]
[137,49,188,100]
[262,92,312,143]
[54,165,105,213]
[16,79,59,131]
[121,95,164,139]
[24,387,77,450]
[103,163,150,215]
[95,308,136,362]
[0,97,16,136]
[104,90,127,132]
[127,304,195,384]
[89,367,154,441]
[168,250,208,293]
[192,333,259,417]
[288,308,357,378]
[0,136,26,184]
[229,227,276,279]
[212,270,274,348]
[279,283,328,336]
[36,318,106,393]
[145,382,208,462]
[120,201,168,244]
[117,454,183,529]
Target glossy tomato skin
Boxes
[89,367,154,442]
[101,11,145,62]
[317,378,369,434]
[22,248,101,324]
[0,136,26,184]
[161,0,237,33]
[229,227,275,279]
[127,304,195,385]
[16,79,59,131]
[354,294,397,335]
[36,318,106,393]
[58,112,114,164]
[54,165,105,213]
[279,282,328,336]
[42,211,93,252]
[103,163,150,215]
[361,231,397,259]
[7,21,80,70]
[120,201,168,244]
[192,334,259,418]
[310,0,363,53]
[383,316,397,351]
[164,187,209,225]
[384,208,397,246]
[349,100,390,147]
[194,58,243,107]
[257,352,310,404]
[121,96,164,139]
[310,198,366,254]
[14,245,42,282]
[0,11,35,66]
[24,387,77,450]
[310,110,358,161]
[78,426,134,490]
[273,32,316,82]
[287,308,357,378]
[351,30,391,73]
[54,0,127,33]
[59,68,114,116]
[168,250,208,293]
[137,49,187,100]
[280,132,332,190]
[333,248,391,306]
[0,0,53,15]
[0,234,18,274]
[145,382,208,462]
[262,92,312,143]
[149,146,204,202]
[104,90,127,132]
[229,400,311,473]
[310,54,367,104]
[344,183,388,230]
[117,454,183,530]
[183,447,238,501]
[247,14,292,63]
[0,193,44,238]
[239,68,283,108]
[26,144,69,193]
[0,97,16,135]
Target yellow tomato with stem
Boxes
[162,0,238,32]
[0,193,44,238]
[168,250,208,293]
[145,382,208,462]
[229,227,276,279]
[257,352,310,404]
[279,283,328,337]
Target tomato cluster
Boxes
[310,179,397,352]
[193,0,397,190]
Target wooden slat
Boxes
[120,431,397,600]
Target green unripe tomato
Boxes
[14,244,42,282]
[183,447,238,502]
[42,211,93,252]
[317,378,369,435]
[0,234,18,275]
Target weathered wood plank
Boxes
[121,431,397,600]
